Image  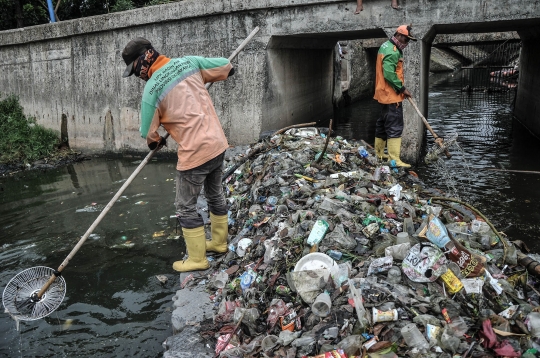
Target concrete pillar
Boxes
[515,28,540,138]
[381,26,435,164]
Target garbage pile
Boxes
[182,127,540,357]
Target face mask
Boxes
[391,36,408,51]
[134,47,160,81]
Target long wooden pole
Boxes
[407,97,452,159]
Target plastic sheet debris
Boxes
[163,129,540,358]
[368,256,393,276]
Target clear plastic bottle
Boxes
[348,279,369,329]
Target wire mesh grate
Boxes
[3,266,66,321]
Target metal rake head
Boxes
[3,266,66,321]
[425,133,459,164]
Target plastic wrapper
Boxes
[215,334,235,354]
[402,243,447,283]
[446,240,486,277]
[290,268,331,304]
[440,269,463,294]
[384,242,411,261]
[322,224,356,250]
[461,277,484,294]
[367,256,393,276]
[267,299,290,328]
[419,215,451,248]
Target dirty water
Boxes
[334,71,540,251]
[0,158,182,357]
[0,71,539,357]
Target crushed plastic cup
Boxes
[212,271,229,289]
[311,292,332,317]
[261,335,279,352]
[396,232,410,244]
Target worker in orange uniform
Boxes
[121,38,233,272]
[373,25,417,168]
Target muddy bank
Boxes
[0,149,89,176]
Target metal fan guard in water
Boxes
[3,266,66,321]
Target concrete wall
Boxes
[1,0,540,163]
[347,40,377,102]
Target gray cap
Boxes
[121,37,152,77]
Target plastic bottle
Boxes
[348,279,369,329]
[306,219,329,246]
[231,227,251,246]
[327,250,343,260]
[401,323,429,350]
[372,167,381,181]
[358,146,369,158]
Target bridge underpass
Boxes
[1,0,540,164]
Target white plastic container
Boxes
[396,232,410,244]
[372,307,398,322]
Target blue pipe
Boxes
[46,0,56,22]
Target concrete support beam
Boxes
[433,32,520,47]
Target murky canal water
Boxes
[1,158,182,357]
[1,70,540,357]
[334,71,540,251]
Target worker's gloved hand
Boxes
[148,136,167,151]
[402,88,413,98]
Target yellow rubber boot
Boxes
[387,137,411,168]
[207,213,229,253]
[173,226,209,272]
[374,137,389,160]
